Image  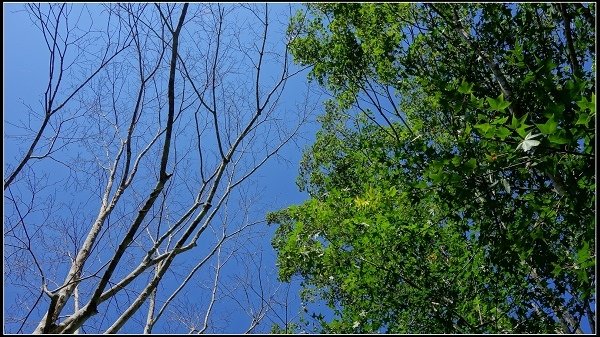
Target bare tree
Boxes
[4,3,313,334]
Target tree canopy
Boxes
[268,3,595,333]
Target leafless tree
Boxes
[4,3,314,334]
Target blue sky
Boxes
[3,3,325,333]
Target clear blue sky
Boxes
[3,3,324,333]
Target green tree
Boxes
[269,3,595,333]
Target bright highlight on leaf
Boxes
[501,178,511,194]
[516,132,541,152]
[354,196,370,208]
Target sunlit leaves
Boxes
[474,122,492,136]
[575,112,591,126]
[486,93,511,112]
[535,114,558,135]
[576,241,594,269]
[495,127,512,140]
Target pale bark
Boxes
[6,3,311,334]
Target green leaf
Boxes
[578,94,596,116]
[576,97,591,110]
[523,71,535,85]
[495,126,511,140]
[544,103,564,119]
[491,116,509,125]
[530,228,544,240]
[581,259,596,269]
[430,171,444,183]
[464,158,477,171]
[474,123,492,135]
[575,241,595,269]
[415,180,428,189]
[513,113,532,138]
[516,124,531,138]
[510,114,519,129]
[458,79,474,94]
[518,113,529,125]
[548,133,569,145]
[577,242,590,263]
[487,93,511,112]
[535,115,558,135]
[512,41,524,62]
[470,94,484,108]
[551,263,563,278]
[575,112,590,126]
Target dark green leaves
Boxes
[464,158,477,171]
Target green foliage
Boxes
[536,115,558,135]
[458,79,474,94]
[270,322,301,334]
[486,93,512,112]
[271,3,595,334]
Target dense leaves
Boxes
[269,3,595,333]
